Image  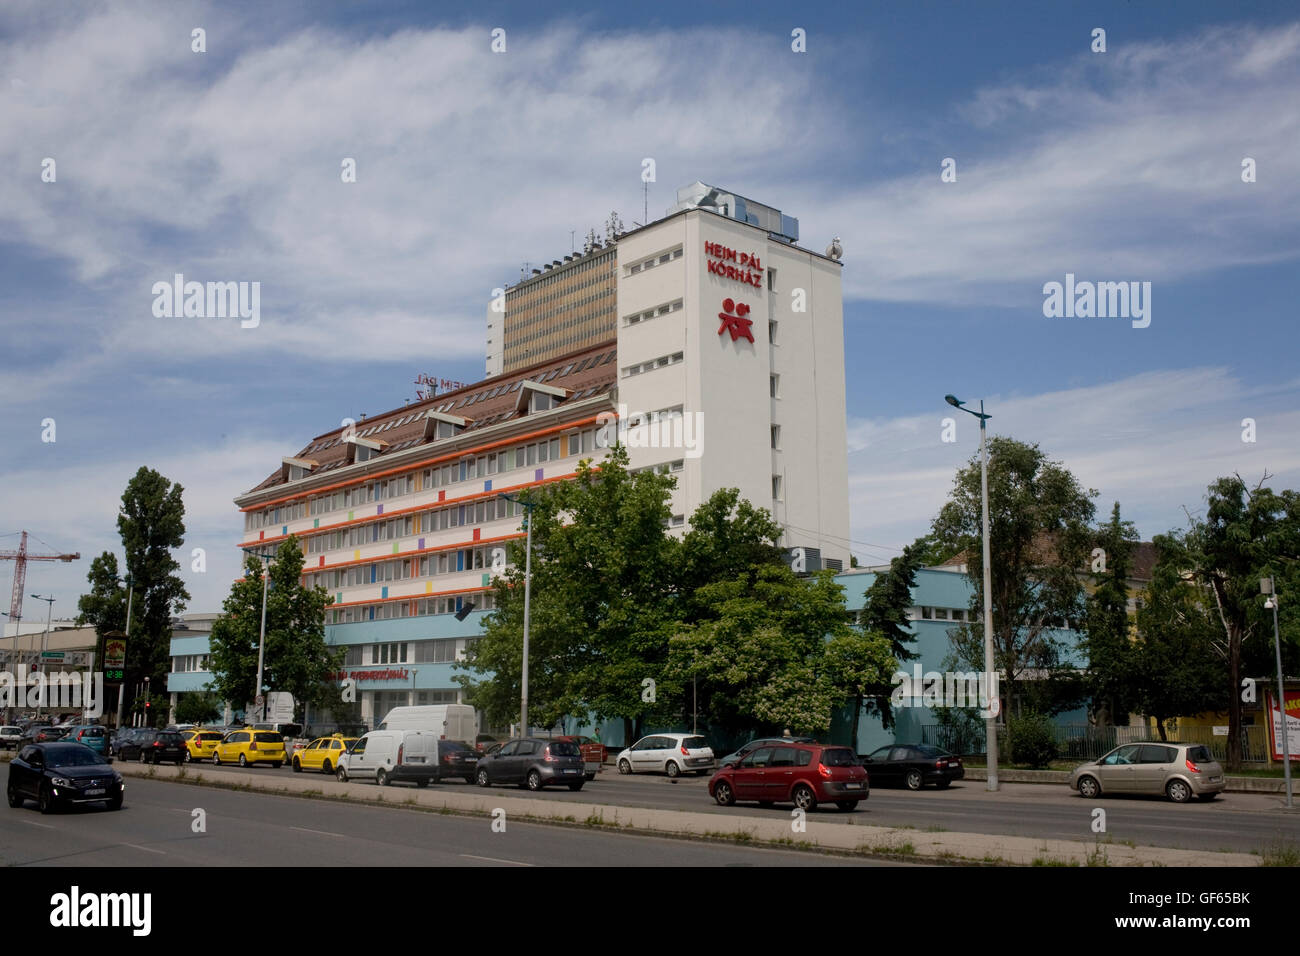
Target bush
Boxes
[1009,711,1057,768]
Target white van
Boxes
[335,730,438,787]
[378,705,477,742]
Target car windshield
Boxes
[820,748,858,766]
[254,733,283,744]
[914,745,946,757]
[45,747,107,768]
[440,741,472,753]
[158,733,184,743]
[547,742,581,756]
[682,737,708,751]
[1187,745,1213,763]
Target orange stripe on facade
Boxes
[240,414,607,512]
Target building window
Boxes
[772,475,782,500]
[770,374,779,398]
[771,425,780,449]
[769,320,777,345]
[767,267,776,291]
[921,606,934,620]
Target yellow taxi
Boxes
[182,729,225,763]
[212,728,286,768]
[292,735,357,774]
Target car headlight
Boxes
[51,776,73,787]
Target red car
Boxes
[554,735,606,780]
[708,742,868,812]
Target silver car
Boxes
[1069,742,1226,803]
[0,726,22,750]
[616,733,715,778]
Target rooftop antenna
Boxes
[570,230,576,254]
[643,180,648,225]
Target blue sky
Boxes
[1,0,1297,615]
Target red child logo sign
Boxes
[718,298,754,343]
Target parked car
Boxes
[121,729,188,765]
[181,729,225,763]
[0,726,23,750]
[616,733,715,778]
[109,727,144,756]
[64,725,108,755]
[213,729,285,768]
[475,738,586,791]
[1069,742,1225,803]
[435,740,479,784]
[336,730,437,787]
[19,725,69,746]
[859,744,964,791]
[718,736,818,769]
[709,742,869,812]
[292,735,357,774]
[7,742,124,813]
[554,735,606,779]
[474,734,499,753]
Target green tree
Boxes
[174,690,223,726]
[1129,535,1226,740]
[851,538,928,746]
[932,437,1097,749]
[208,538,342,723]
[1080,502,1140,725]
[1164,475,1299,767]
[77,468,190,719]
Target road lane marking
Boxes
[123,843,166,855]
[290,826,343,838]
[459,854,534,866]
[20,820,55,829]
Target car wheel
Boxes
[38,785,55,815]
[137,751,146,764]
[238,754,248,768]
[376,769,389,787]
[1166,779,1192,803]
[714,781,735,806]
[292,758,302,773]
[464,776,475,785]
[585,773,596,781]
[336,767,348,783]
[618,759,632,775]
[792,784,818,812]
[6,784,22,808]
[526,770,543,791]
[271,762,282,769]
[184,751,191,763]
[416,778,429,788]
[1197,792,1218,802]
[665,761,681,779]
[1076,775,1101,799]
[836,800,858,812]
[476,769,491,788]
[322,760,333,775]
[107,793,123,811]
[904,769,923,791]
[568,782,584,791]
[212,751,221,765]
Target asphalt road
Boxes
[0,777,905,867]
[179,758,1300,854]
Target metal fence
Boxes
[921,723,1272,763]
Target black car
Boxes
[109,727,144,756]
[718,736,819,769]
[437,740,479,784]
[119,730,187,765]
[18,725,69,747]
[858,744,965,790]
[7,742,124,813]
[475,738,586,791]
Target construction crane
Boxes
[1,531,80,630]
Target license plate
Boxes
[407,757,424,763]
[844,783,863,790]
[1210,776,1222,782]
[85,788,105,796]
[564,769,579,774]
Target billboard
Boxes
[1265,688,1300,761]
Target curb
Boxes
[109,761,1261,867]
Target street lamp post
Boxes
[115,576,134,731]
[498,492,535,736]
[1262,577,1294,809]
[945,394,999,791]
[30,594,54,719]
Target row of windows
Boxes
[630,459,685,476]
[171,654,210,673]
[305,545,505,590]
[624,298,684,327]
[623,351,684,378]
[328,593,494,625]
[625,246,683,275]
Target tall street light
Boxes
[30,594,55,719]
[498,492,535,736]
[246,549,273,723]
[2,610,20,723]
[1262,577,1294,809]
[114,574,135,731]
[945,394,1000,791]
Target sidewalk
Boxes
[111,761,1261,867]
